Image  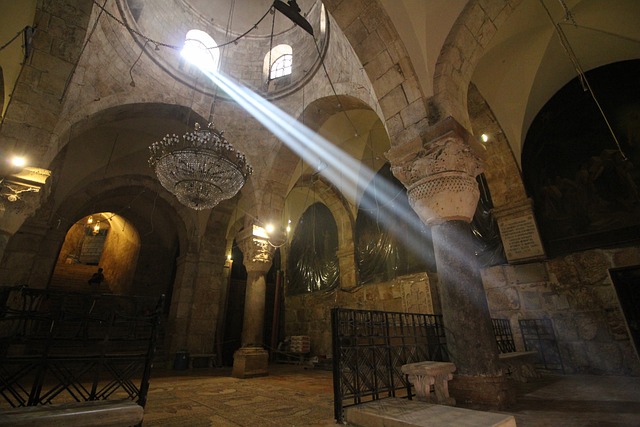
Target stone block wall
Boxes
[482,246,640,375]
[284,271,438,357]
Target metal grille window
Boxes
[270,54,292,79]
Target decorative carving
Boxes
[236,226,275,273]
[387,117,485,225]
[401,361,457,405]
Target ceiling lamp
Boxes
[148,122,252,210]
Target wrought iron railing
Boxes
[331,308,448,423]
[519,318,565,373]
[0,286,164,409]
[492,318,517,353]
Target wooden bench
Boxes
[401,361,457,405]
[499,350,540,382]
[0,400,144,427]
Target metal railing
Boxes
[331,308,448,423]
[519,318,565,373]
[0,286,164,408]
[492,318,517,353]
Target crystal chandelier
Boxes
[149,122,252,210]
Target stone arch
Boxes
[323,0,429,146]
[49,100,209,168]
[0,174,187,292]
[287,174,356,288]
[323,0,524,141]
[264,94,387,204]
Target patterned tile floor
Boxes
[143,364,335,426]
[142,364,640,426]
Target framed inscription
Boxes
[494,199,546,263]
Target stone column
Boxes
[232,225,275,378]
[337,244,356,290]
[387,117,511,408]
[165,253,199,358]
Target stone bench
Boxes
[499,351,540,382]
[345,398,516,427]
[0,399,144,427]
[189,353,217,369]
[401,361,457,405]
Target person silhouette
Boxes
[88,267,104,285]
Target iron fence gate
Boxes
[331,308,448,422]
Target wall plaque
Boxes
[494,199,546,263]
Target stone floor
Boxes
[142,364,640,426]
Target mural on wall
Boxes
[523,60,640,255]
[286,203,339,295]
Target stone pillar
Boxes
[387,117,512,408]
[232,225,275,378]
[337,244,356,290]
[166,253,199,358]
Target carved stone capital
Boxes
[387,117,485,225]
[236,226,275,273]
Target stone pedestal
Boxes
[401,361,456,405]
[232,347,269,378]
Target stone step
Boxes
[344,398,516,427]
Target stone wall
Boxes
[482,246,640,375]
[284,271,438,357]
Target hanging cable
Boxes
[207,1,236,121]
[128,39,149,87]
[312,37,359,137]
[538,0,627,160]
[0,28,27,52]
[60,0,107,102]
[267,6,276,82]
[90,0,272,51]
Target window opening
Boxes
[264,44,292,81]
[183,29,220,72]
[270,54,292,79]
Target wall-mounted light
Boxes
[92,221,101,235]
[10,156,26,168]
[481,133,489,143]
[87,215,94,225]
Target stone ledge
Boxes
[344,398,516,427]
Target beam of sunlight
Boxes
[184,51,477,269]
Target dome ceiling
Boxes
[182,0,318,37]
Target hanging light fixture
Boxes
[148,1,251,210]
[148,122,252,210]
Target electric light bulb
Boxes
[10,156,26,168]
